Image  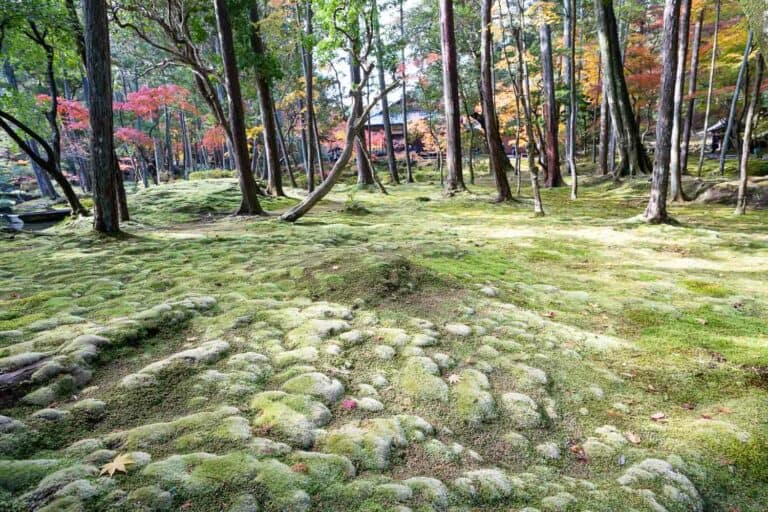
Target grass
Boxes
[1,165,768,511]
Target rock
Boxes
[375,483,412,501]
[617,458,703,512]
[456,468,514,502]
[452,369,496,425]
[535,442,561,460]
[339,330,365,346]
[0,459,59,493]
[71,399,106,419]
[21,386,57,407]
[280,372,344,404]
[64,439,103,457]
[411,333,436,347]
[356,397,384,412]
[128,485,173,510]
[477,345,500,359]
[374,345,396,360]
[540,492,577,511]
[273,347,319,367]
[288,451,356,484]
[0,330,23,342]
[247,437,292,458]
[500,393,541,429]
[319,415,433,470]
[31,408,70,422]
[251,391,331,448]
[84,449,117,465]
[138,340,230,374]
[480,286,499,297]
[399,358,448,402]
[445,323,472,337]
[403,477,449,508]
[432,352,454,369]
[503,432,530,449]
[370,374,388,388]
[24,464,98,501]
[356,384,379,397]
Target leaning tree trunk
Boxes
[644,0,681,223]
[480,0,512,201]
[83,0,120,232]
[669,0,692,202]
[439,0,465,194]
[718,30,753,176]
[540,23,563,188]
[680,5,703,178]
[697,0,720,176]
[594,0,651,177]
[214,0,264,215]
[250,1,284,197]
[735,53,763,215]
[564,0,578,198]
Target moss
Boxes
[0,460,59,493]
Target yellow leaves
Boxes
[99,453,134,477]
[526,1,561,26]
[247,126,264,140]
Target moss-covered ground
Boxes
[1,166,767,511]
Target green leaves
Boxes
[739,0,768,55]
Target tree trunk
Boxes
[439,0,464,194]
[564,0,578,198]
[735,53,763,215]
[669,0,692,202]
[480,0,512,201]
[83,0,120,232]
[350,56,375,186]
[644,0,681,223]
[299,0,316,193]
[697,0,719,176]
[374,0,399,184]
[598,72,612,175]
[399,0,414,182]
[214,0,265,215]
[513,4,544,215]
[718,30,752,176]
[274,106,298,187]
[250,1,284,197]
[680,6,703,180]
[594,0,651,177]
[539,23,563,188]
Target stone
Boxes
[445,323,472,337]
[356,397,384,412]
[71,399,106,419]
[370,374,388,388]
[399,358,448,402]
[452,369,495,425]
[273,347,319,367]
[411,333,436,347]
[138,340,230,374]
[535,442,561,460]
[374,345,396,360]
[31,408,70,422]
[339,330,365,346]
[21,386,57,407]
[480,286,499,297]
[540,492,577,511]
[375,483,412,501]
[617,458,703,512]
[251,391,331,448]
[457,468,514,502]
[280,373,344,404]
[403,477,449,508]
[500,393,541,429]
[356,384,379,397]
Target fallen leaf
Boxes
[716,406,733,414]
[696,318,708,325]
[291,462,308,473]
[700,414,713,420]
[542,311,556,318]
[650,412,667,422]
[446,374,462,385]
[681,403,695,410]
[100,453,134,477]
[625,432,641,445]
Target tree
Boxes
[374,0,399,185]
[439,0,464,194]
[213,0,264,215]
[679,5,703,179]
[298,0,317,192]
[696,0,720,176]
[594,0,651,177]
[83,0,120,232]
[564,0,577,198]
[249,0,284,197]
[539,22,562,188]
[480,0,512,201]
[644,0,681,223]
[735,52,763,215]
[669,0,691,202]
[399,0,414,182]
[718,31,753,175]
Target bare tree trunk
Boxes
[250,1,284,197]
[214,0,264,215]
[84,0,120,232]
[439,0,464,194]
[680,6,703,180]
[480,0,512,201]
[697,0,719,176]
[669,0,691,202]
[735,53,763,215]
[540,23,563,188]
[399,0,414,182]
[299,0,316,192]
[565,0,578,198]
[375,0,399,184]
[598,73,612,175]
[594,0,651,177]
[513,3,544,215]
[644,0,681,223]
[350,56,375,186]
[274,106,298,187]
[718,31,752,176]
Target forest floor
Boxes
[1,168,767,512]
